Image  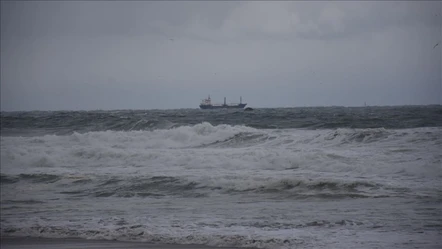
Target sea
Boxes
[1,106,442,249]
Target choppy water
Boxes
[1,106,442,248]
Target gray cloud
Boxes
[1,1,441,111]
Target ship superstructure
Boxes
[199,95,247,109]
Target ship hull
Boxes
[200,103,247,109]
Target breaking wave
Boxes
[2,122,439,152]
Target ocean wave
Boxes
[0,216,377,249]
[0,173,407,199]
[2,123,439,154]
[224,219,365,229]
[217,177,400,199]
[323,128,391,144]
[2,106,442,137]
[1,225,305,249]
[1,124,440,200]
[64,122,264,149]
[193,132,274,148]
[0,174,20,184]
[18,173,62,183]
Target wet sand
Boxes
[1,237,254,249]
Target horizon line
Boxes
[1,104,441,113]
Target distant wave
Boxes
[1,106,442,136]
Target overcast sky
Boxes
[1,1,441,111]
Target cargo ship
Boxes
[199,95,247,109]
